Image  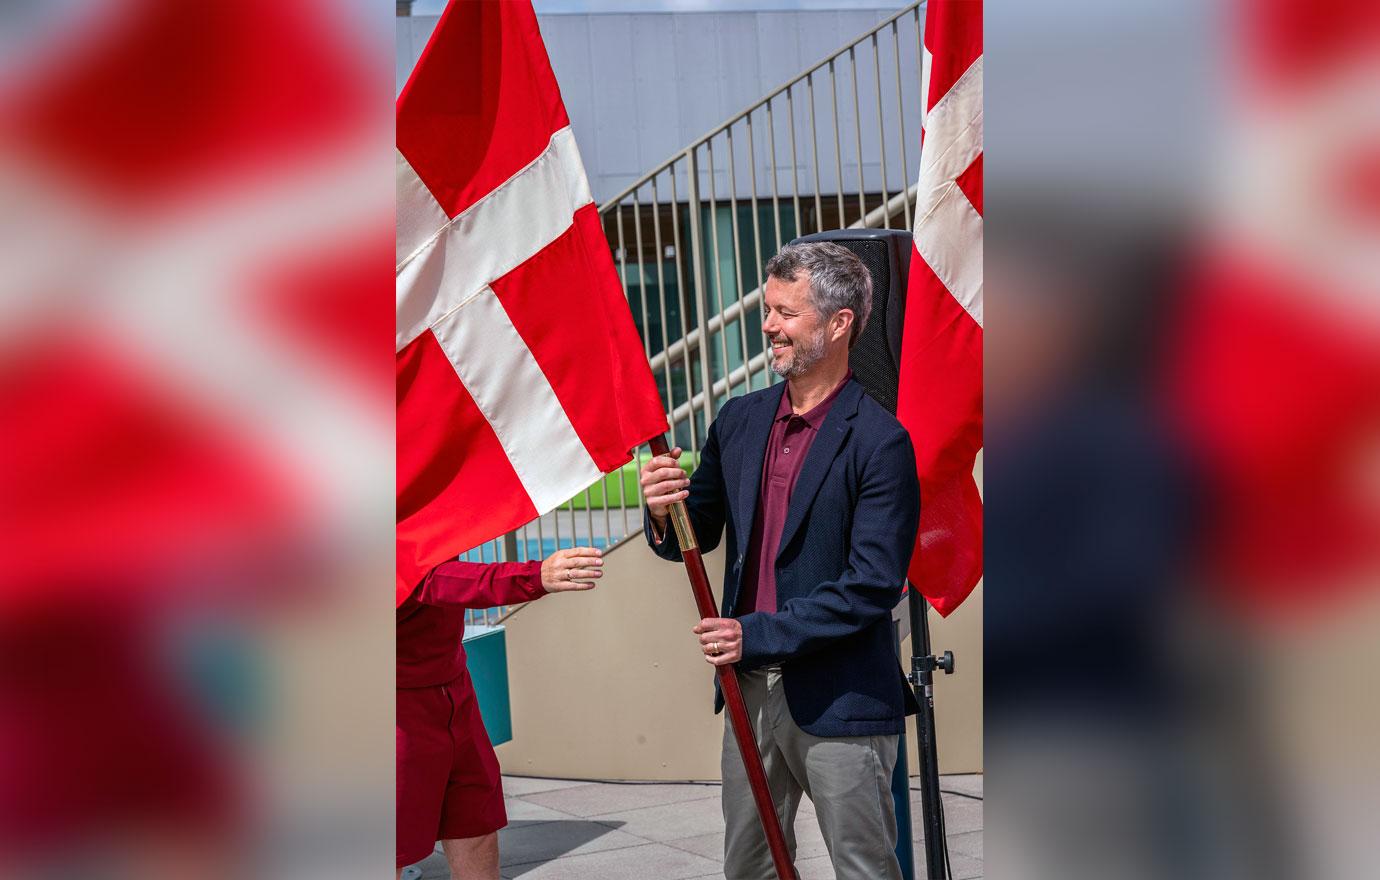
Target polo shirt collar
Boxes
[777,370,853,429]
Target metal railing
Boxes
[462,3,927,623]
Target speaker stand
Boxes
[908,586,954,880]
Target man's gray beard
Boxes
[768,329,828,379]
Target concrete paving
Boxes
[404,774,982,879]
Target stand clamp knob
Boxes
[937,650,955,675]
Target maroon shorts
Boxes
[396,673,507,868]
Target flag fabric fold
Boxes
[896,0,985,616]
[395,0,667,606]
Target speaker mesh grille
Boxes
[790,230,909,414]
[836,239,899,414]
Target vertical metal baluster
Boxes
[893,20,912,231]
[623,189,659,540]
[764,99,784,253]
[630,191,654,374]
[650,177,675,443]
[787,86,804,240]
[744,109,768,389]
[807,72,824,232]
[647,175,675,540]
[829,58,845,227]
[725,125,751,394]
[549,495,561,554]
[621,195,645,540]
[705,138,733,406]
[533,495,546,561]
[850,47,867,226]
[598,442,613,547]
[870,37,889,228]
[684,147,715,437]
[582,483,596,553]
[667,163,700,454]
[566,494,578,553]
[631,187,655,434]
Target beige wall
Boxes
[496,537,982,779]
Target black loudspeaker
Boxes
[792,229,912,414]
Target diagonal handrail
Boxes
[597,2,925,215]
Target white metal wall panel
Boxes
[396,8,915,204]
[539,15,601,198]
[629,14,683,177]
[587,14,643,185]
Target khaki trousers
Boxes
[720,666,902,880]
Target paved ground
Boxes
[404,773,982,879]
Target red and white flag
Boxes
[1162,0,1380,613]
[0,0,386,610]
[395,0,667,606]
[896,0,984,616]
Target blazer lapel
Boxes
[776,381,861,557]
[734,383,785,544]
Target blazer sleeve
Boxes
[736,427,920,669]
[413,559,546,609]
[643,399,732,561]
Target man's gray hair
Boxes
[764,242,872,347]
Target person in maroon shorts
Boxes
[397,547,603,878]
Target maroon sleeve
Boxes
[413,559,545,609]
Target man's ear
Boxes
[831,308,855,344]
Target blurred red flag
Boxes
[395,0,667,606]
[896,0,985,617]
[1166,255,1379,607]
[0,0,381,610]
[1164,0,1380,611]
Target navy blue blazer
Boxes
[645,378,921,737]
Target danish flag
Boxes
[896,0,984,616]
[0,0,387,609]
[395,0,667,605]
[1163,0,1380,611]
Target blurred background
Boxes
[986,0,1379,878]
[5,0,1378,877]
[0,1,394,877]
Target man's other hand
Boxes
[693,617,743,665]
[540,547,602,592]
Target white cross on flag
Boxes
[897,0,984,616]
[395,0,667,605]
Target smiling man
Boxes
[639,241,921,880]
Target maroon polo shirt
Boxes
[738,373,852,615]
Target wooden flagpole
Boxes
[648,435,797,880]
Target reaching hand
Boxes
[539,547,603,592]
